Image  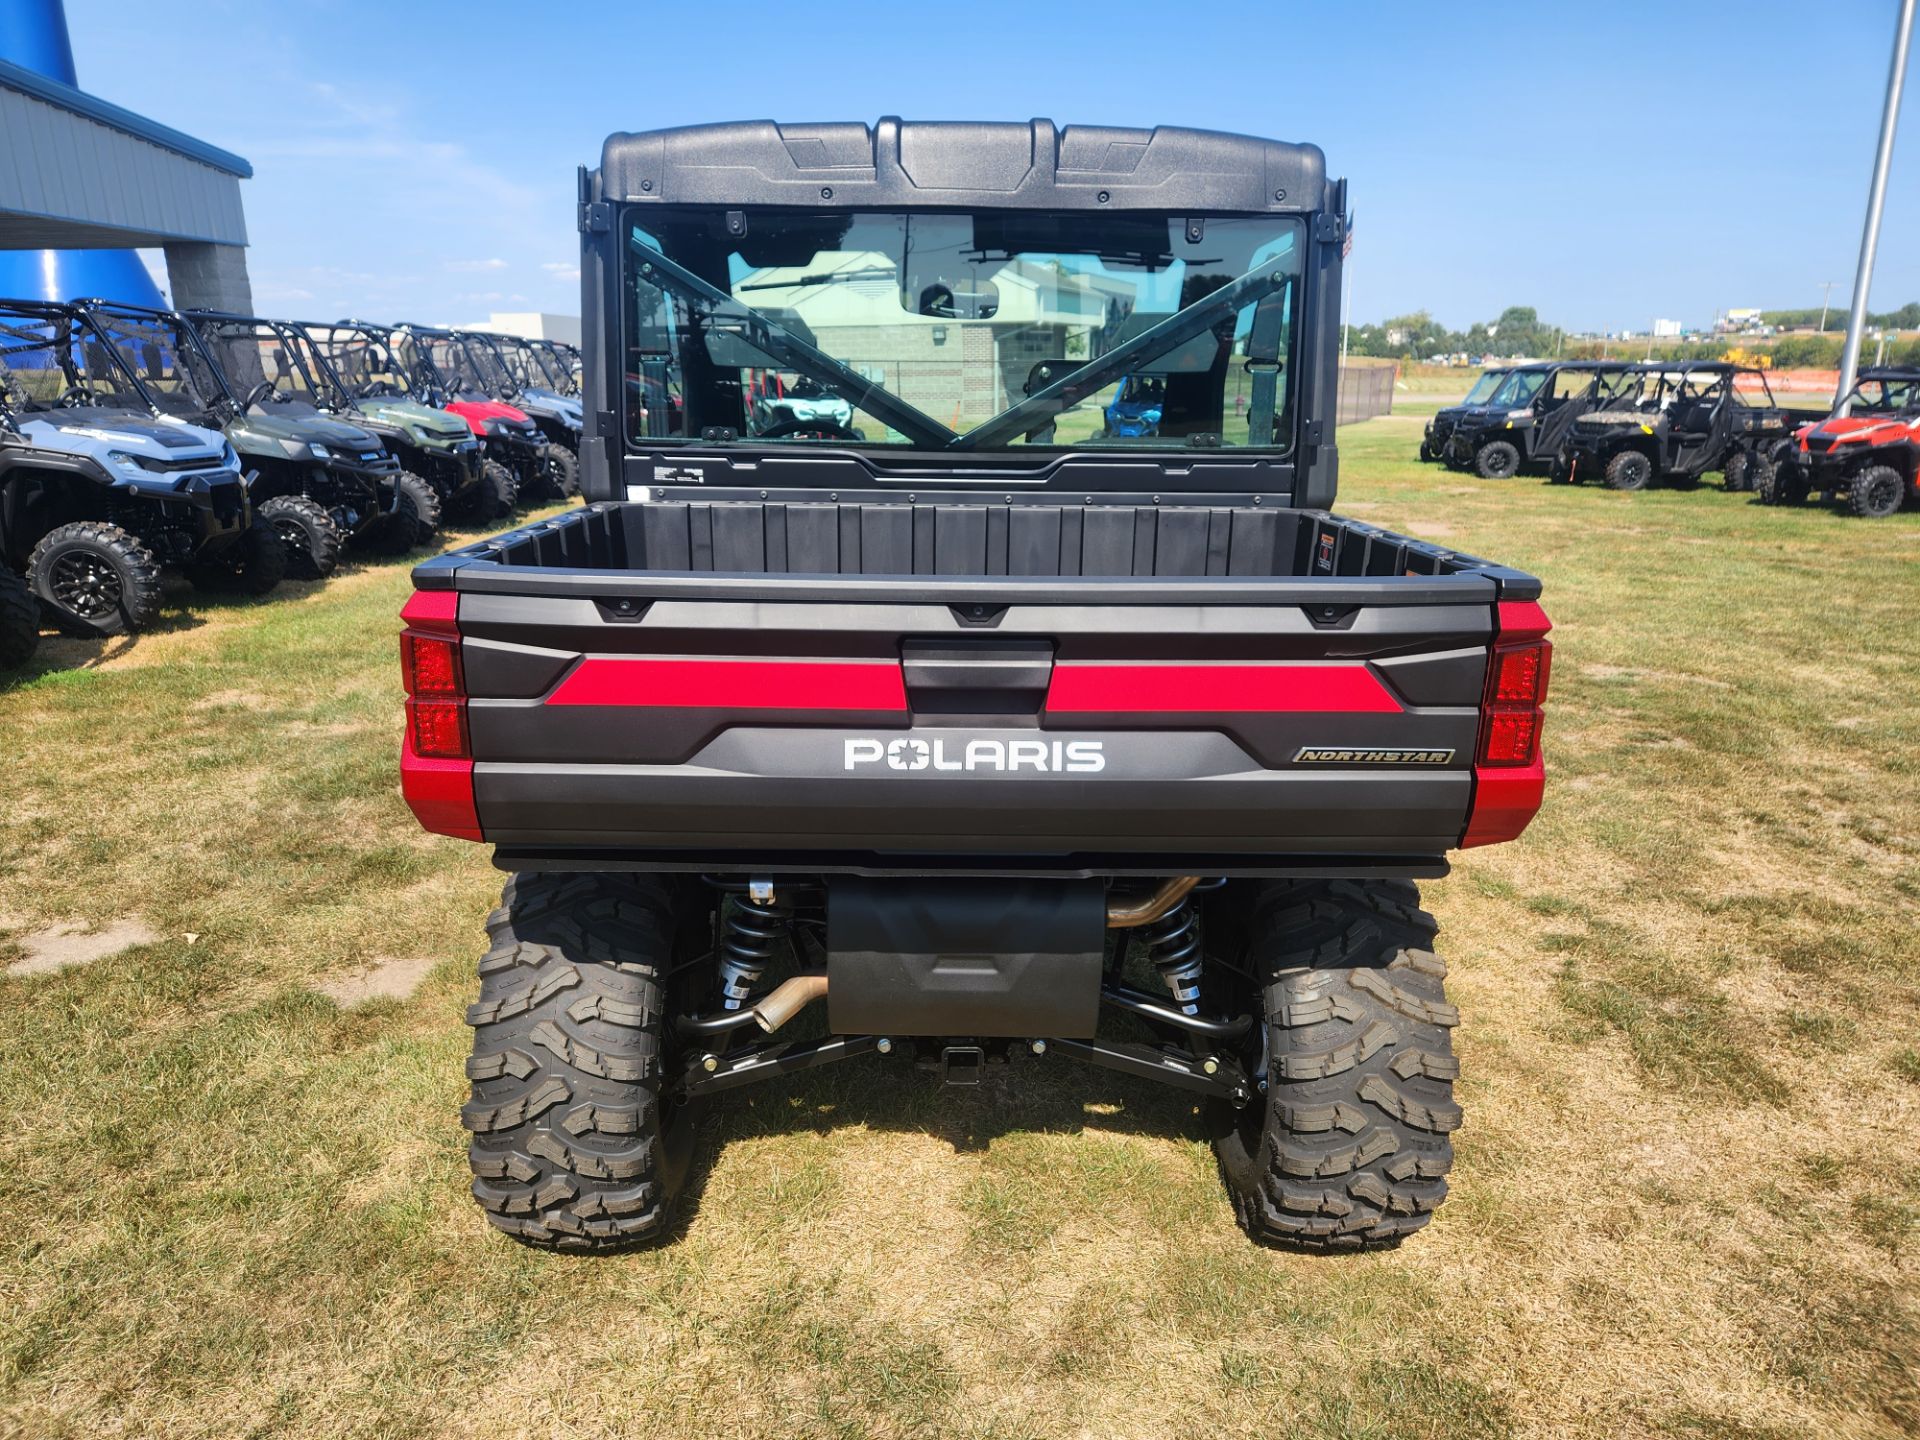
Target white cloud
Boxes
[445,258,509,273]
[542,262,581,282]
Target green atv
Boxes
[304,322,505,524]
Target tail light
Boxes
[1479,628,1551,767]
[402,630,468,759]
[399,590,481,841]
[1462,600,1551,848]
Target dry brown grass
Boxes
[0,450,1916,1439]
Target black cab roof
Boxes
[595,118,1336,214]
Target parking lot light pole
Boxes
[1836,0,1914,414]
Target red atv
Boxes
[1762,367,1920,518]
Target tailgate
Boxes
[429,579,1506,869]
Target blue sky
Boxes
[63,0,1919,333]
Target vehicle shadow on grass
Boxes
[664,1032,1215,1242]
[0,573,345,692]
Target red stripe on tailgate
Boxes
[547,657,909,711]
[1045,663,1402,714]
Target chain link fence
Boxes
[1337,363,1396,425]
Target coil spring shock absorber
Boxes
[1142,899,1204,1016]
[717,889,791,1011]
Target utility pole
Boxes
[1837,0,1914,412]
[1818,281,1838,332]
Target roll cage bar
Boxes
[183,309,361,415]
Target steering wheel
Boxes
[243,380,281,409]
[58,386,99,408]
[362,379,401,398]
[756,417,863,442]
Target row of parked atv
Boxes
[0,299,586,667]
[1419,359,1920,519]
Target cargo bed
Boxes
[402,499,1547,876]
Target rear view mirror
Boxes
[899,214,1003,320]
[915,279,999,321]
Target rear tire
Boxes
[258,495,342,580]
[1474,440,1521,480]
[1211,879,1457,1252]
[463,872,694,1252]
[26,522,162,637]
[186,520,288,596]
[0,569,40,668]
[1722,450,1751,492]
[1847,464,1906,519]
[1603,449,1654,491]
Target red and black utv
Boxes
[1762,367,1920,518]
[401,118,1555,1256]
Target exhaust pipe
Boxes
[749,972,828,1033]
[1106,876,1200,929]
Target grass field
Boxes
[2,429,1917,1440]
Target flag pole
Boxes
[1836,0,1914,413]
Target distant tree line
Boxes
[1345,306,1566,361]
[1562,333,1920,367]
[1758,301,1920,331]
[1347,300,1920,368]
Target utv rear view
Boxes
[405,119,1553,1255]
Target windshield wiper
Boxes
[631,247,957,448]
[737,265,897,294]
[948,251,1297,452]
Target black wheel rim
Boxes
[271,517,308,553]
[1865,477,1899,514]
[49,551,123,619]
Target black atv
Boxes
[1559,362,1810,492]
[183,310,440,562]
[1419,366,1509,462]
[1443,362,1635,479]
[0,301,282,636]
